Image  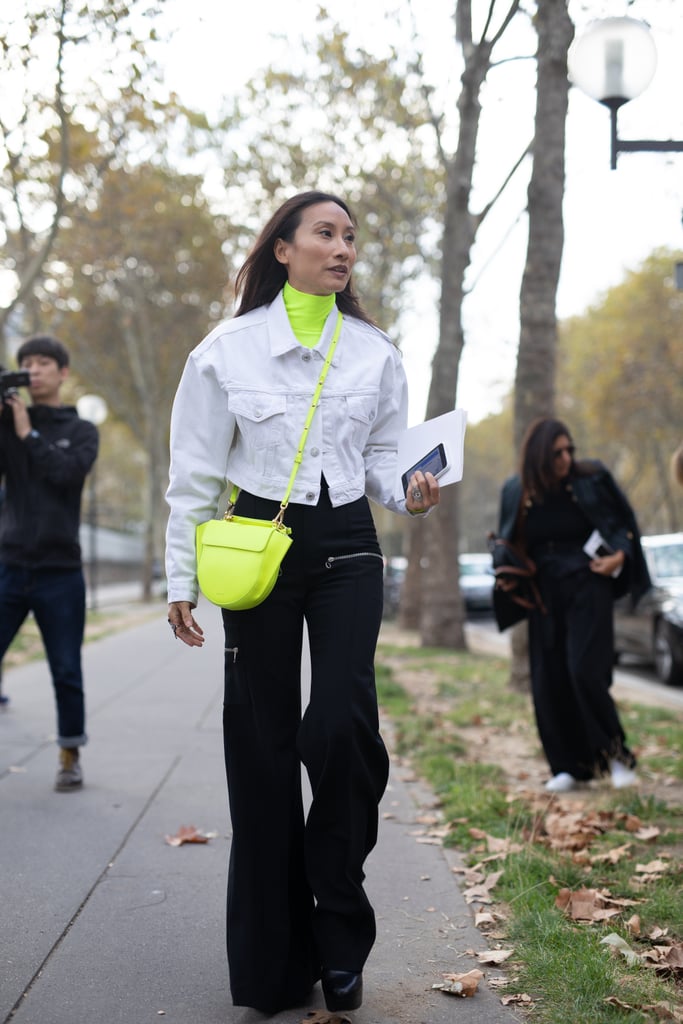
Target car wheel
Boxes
[653,619,683,686]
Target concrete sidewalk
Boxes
[1,604,518,1024]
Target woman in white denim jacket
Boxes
[166,191,439,1016]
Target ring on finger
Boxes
[411,487,423,502]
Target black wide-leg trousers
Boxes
[528,567,635,780]
[221,486,389,1013]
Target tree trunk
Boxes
[514,0,573,450]
[508,620,531,692]
[419,1,493,649]
[398,526,423,631]
[510,0,573,689]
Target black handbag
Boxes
[487,533,547,631]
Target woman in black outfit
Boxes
[165,192,440,1015]
[496,417,650,793]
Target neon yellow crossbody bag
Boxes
[195,312,342,610]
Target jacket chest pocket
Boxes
[227,391,287,449]
[345,394,378,447]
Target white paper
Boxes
[394,408,468,501]
[583,528,622,577]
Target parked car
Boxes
[458,552,494,612]
[614,533,683,686]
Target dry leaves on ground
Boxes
[432,968,484,997]
[555,886,642,922]
[605,997,683,1021]
[164,825,214,847]
[475,948,514,966]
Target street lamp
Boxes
[569,17,683,169]
[76,394,108,611]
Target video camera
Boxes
[0,368,31,402]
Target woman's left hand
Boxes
[405,471,440,515]
[590,550,625,577]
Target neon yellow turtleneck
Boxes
[283,281,336,348]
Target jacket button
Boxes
[310,447,320,457]
[254,409,262,418]
[302,352,311,362]
[306,491,315,502]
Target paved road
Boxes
[1,603,518,1024]
[465,616,683,712]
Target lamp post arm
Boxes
[609,105,683,169]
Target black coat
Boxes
[494,460,651,631]
[0,404,99,569]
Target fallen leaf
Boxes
[626,914,641,937]
[463,869,503,904]
[501,993,533,1006]
[589,842,632,865]
[641,942,683,975]
[476,948,514,965]
[474,909,496,927]
[635,859,670,874]
[414,813,441,826]
[634,825,661,842]
[164,825,211,847]
[556,886,641,922]
[600,932,641,966]
[605,998,683,1022]
[432,968,484,997]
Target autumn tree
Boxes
[41,161,231,594]
[217,4,535,647]
[558,248,683,533]
[216,18,443,336]
[0,0,164,349]
[410,0,527,647]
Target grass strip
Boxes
[376,640,683,1023]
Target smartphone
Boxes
[401,443,449,495]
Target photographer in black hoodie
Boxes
[0,335,98,790]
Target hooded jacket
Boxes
[0,404,99,569]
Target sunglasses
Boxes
[553,445,575,459]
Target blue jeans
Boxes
[0,564,87,747]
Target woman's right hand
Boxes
[167,601,205,648]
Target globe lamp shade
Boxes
[569,16,657,108]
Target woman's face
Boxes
[551,434,575,480]
[274,201,357,295]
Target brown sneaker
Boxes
[55,748,83,792]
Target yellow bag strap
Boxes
[226,310,343,525]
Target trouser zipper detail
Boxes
[325,552,384,569]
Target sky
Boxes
[159,0,683,424]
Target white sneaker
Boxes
[544,772,576,793]
[610,760,637,789]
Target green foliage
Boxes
[0,0,168,338]
[557,248,683,534]
[464,248,683,542]
[217,14,445,336]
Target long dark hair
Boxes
[519,417,575,499]
[233,190,376,326]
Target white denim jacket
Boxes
[165,291,411,604]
